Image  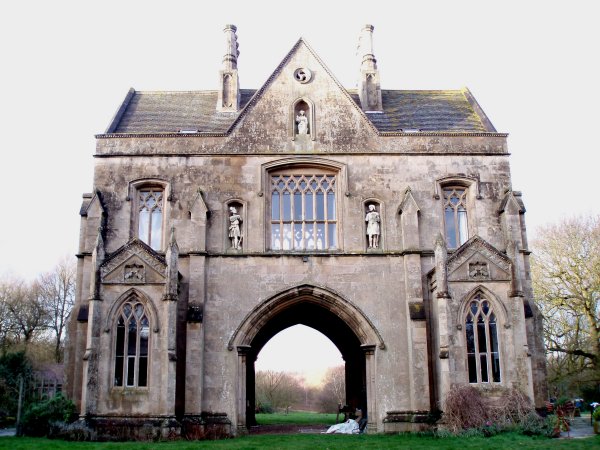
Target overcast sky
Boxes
[1,0,597,378]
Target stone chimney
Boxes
[357,24,383,112]
[217,24,240,112]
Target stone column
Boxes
[362,344,377,432]
[184,254,205,415]
[506,239,534,399]
[163,228,179,415]
[433,234,451,406]
[399,189,430,410]
[81,229,105,415]
[236,345,251,433]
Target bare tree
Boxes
[3,278,49,346]
[255,370,303,411]
[37,257,76,363]
[318,365,345,412]
[532,215,600,387]
[0,279,19,350]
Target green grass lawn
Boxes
[0,433,598,450]
[255,411,337,425]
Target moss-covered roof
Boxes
[108,88,494,134]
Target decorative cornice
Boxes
[94,151,511,158]
[95,131,509,139]
[380,131,508,137]
[96,132,227,139]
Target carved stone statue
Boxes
[296,110,309,135]
[229,206,242,249]
[365,204,380,248]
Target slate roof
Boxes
[110,89,256,134]
[107,88,495,135]
[349,90,492,133]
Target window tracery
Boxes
[114,299,150,387]
[443,187,468,248]
[270,173,337,251]
[138,189,163,250]
[465,292,501,383]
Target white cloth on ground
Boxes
[324,419,359,434]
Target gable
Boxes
[447,236,511,282]
[223,39,379,150]
[100,239,167,284]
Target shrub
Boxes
[592,407,600,422]
[442,386,549,437]
[494,388,535,423]
[518,411,553,436]
[442,385,489,433]
[21,394,77,437]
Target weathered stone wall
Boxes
[66,133,542,432]
[90,149,512,256]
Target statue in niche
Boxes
[365,204,381,249]
[228,206,243,249]
[296,109,309,135]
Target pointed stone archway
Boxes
[228,284,385,432]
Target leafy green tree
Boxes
[0,351,33,416]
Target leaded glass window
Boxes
[443,188,468,248]
[465,293,500,383]
[270,174,337,250]
[114,300,150,387]
[138,189,163,250]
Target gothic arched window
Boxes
[114,300,150,387]
[465,293,501,383]
[138,188,164,250]
[443,187,468,248]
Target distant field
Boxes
[256,410,337,425]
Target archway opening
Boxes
[255,325,343,415]
[244,301,367,427]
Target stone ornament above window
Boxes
[124,264,145,283]
[294,68,312,83]
[468,262,489,280]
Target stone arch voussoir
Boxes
[227,283,385,351]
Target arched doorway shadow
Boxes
[229,284,384,431]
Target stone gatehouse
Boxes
[64,24,546,439]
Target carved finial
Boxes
[357,24,382,112]
[435,233,447,249]
[94,227,106,264]
[434,233,450,298]
[357,24,377,71]
[222,24,239,70]
[164,227,179,301]
[217,25,241,112]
